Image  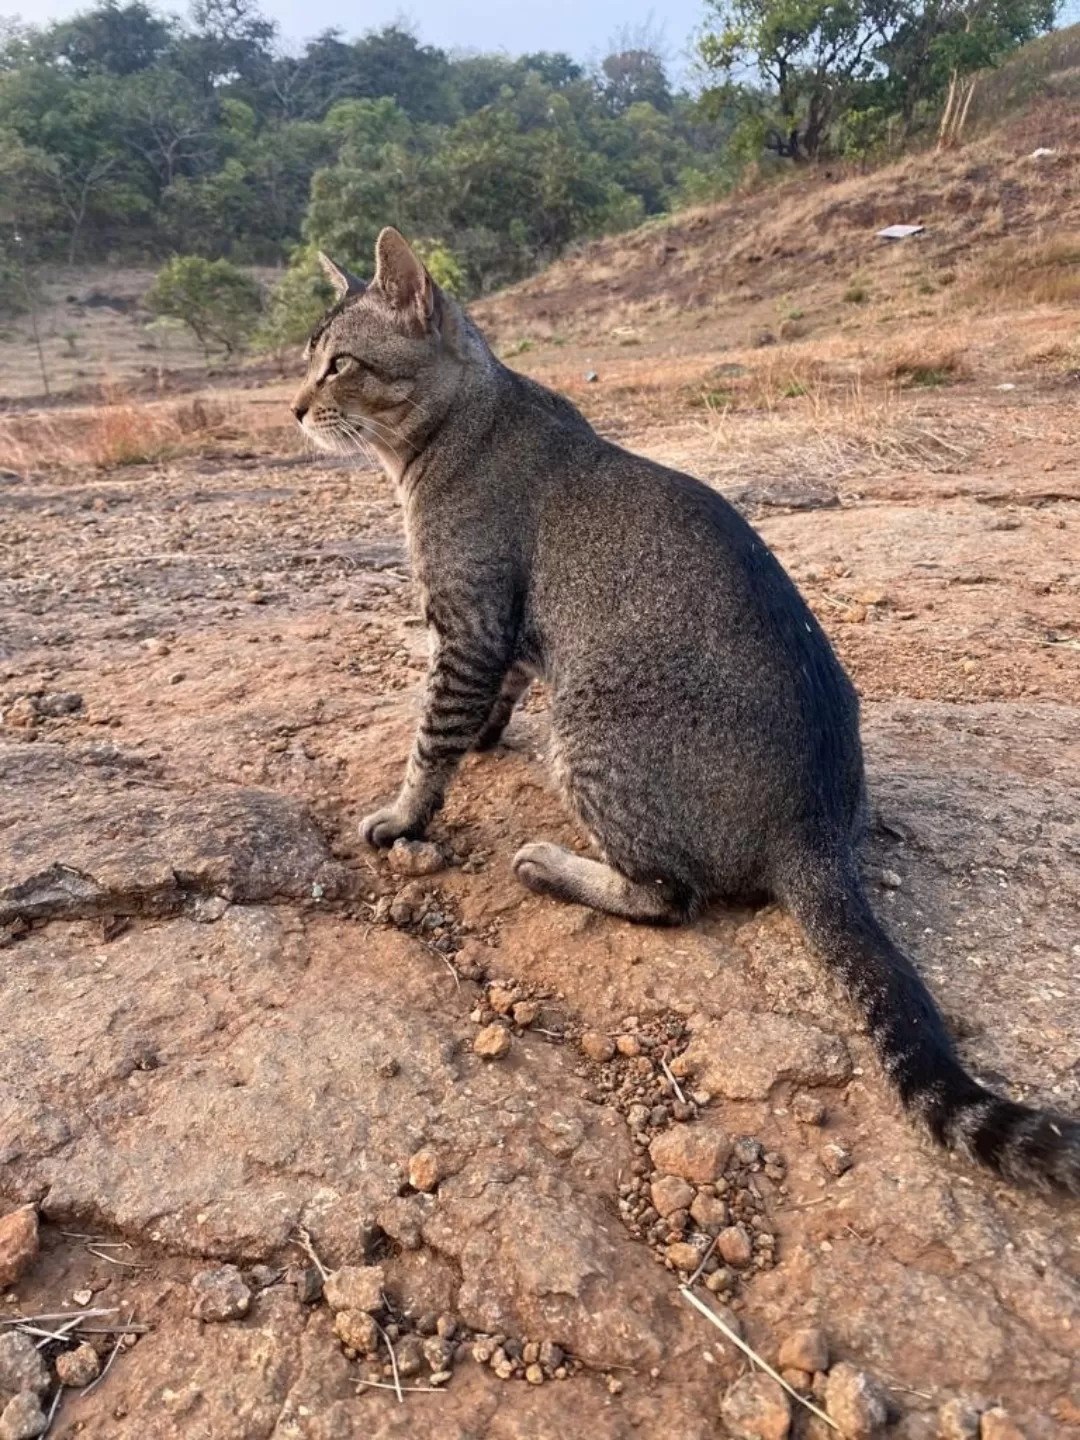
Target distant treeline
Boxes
[0,0,736,291]
[0,0,1064,306]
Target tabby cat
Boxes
[291,227,1080,1193]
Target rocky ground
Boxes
[0,364,1078,1438]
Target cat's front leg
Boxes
[362,627,509,847]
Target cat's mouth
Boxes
[301,410,414,465]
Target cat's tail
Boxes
[779,846,1080,1194]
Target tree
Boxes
[698,0,902,160]
[600,46,674,113]
[41,1,174,76]
[698,0,1061,161]
[145,254,262,356]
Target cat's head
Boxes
[292,228,481,474]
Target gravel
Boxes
[323,1265,386,1314]
[0,1336,49,1397]
[0,1208,38,1290]
[721,1373,792,1440]
[0,1393,47,1440]
[407,1148,440,1192]
[779,1327,830,1374]
[473,1024,512,1059]
[55,1343,102,1388]
[825,1362,890,1437]
[190,1265,252,1322]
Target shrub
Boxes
[145,256,263,360]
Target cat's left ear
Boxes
[318,252,365,300]
[373,227,436,329]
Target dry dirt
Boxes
[2,124,1080,1439]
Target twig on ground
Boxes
[686,1233,720,1288]
[660,1055,687,1106]
[425,942,461,991]
[292,1227,329,1281]
[680,1286,839,1431]
[40,1386,63,1440]
[374,1317,404,1404]
[355,1379,445,1395]
[76,1325,151,1335]
[82,1312,134,1397]
[27,1311,91,1348]
[86,1246,151,1268]
[1,1309,116,1327]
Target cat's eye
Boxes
[327,355,355,376]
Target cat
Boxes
[292,226,1080,1194]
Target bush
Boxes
[145,256,263,359]
[256,248,335,363]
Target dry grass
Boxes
[872,336,972,389]
[0,389,238,472]
[964,234,1080,307]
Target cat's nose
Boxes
[292,401,308,422]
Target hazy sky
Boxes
[9,0,711,70]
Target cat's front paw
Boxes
[360,806,424,848]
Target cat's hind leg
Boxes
[474,663,532,751]
[512,841,687,924]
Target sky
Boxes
[6,0,711,71]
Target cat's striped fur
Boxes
[292,229,1080,1194]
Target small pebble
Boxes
[733,1137,763,1165]
[939,1398,981,1440]
[0,1335,49,1397]
[717,1224,754,1268]
[651,1175,694,1218]
[581,1031,615,1062]
[488,985,517,1015]
[616,1035,641,1057]
[422,1336,454,1372]
[474,1024,512,1060]
[387,839,445,876]
[56,1343,101,1388]
[290,1265,323,1305]
[71,1288,94,1308]
[396,1336,423,1377]
[436,1314,458,1340]
[408,1148,440,1193]
[792,1093,826,1125]
[666,1241,701,1271]
[705,1267,733,1294]
[880,869,903,890]
[780,1368,812,1394]
[525,1363,544,1385]
[821,1142,854,1177]
[779,1326,829,1374]
[539,1340,564,1372]
[979,1410,1023,1440]
[190,1265,251,1322]
[512,1000,539,1027]
[334,1310,378,1353]
[825,1362,889,1437]
[0,1208,38,1290]
[721,1373,791,1440]
[0,1392,46,1440]
[323,1265,385,1314]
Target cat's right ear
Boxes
[318,253,366,301]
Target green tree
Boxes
[698,0,902,160]
[145,254,262,356]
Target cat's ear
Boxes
[318,252,365,301]
[373,227,435,327]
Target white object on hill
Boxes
[877,224,925,240]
